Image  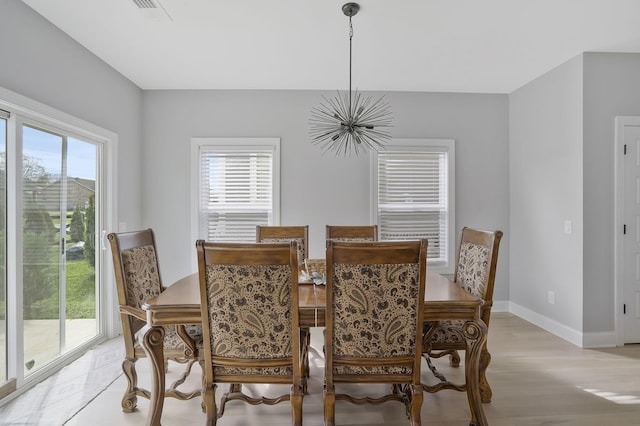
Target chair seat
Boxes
[333,364,413,375]
[430,320,467,346]
[213,366,293,376]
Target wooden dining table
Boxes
[140,271,488,426]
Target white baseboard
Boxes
[493,300,617,348]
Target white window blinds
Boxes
[374,140,455,271]
[198,143,277,242]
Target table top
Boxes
[143,271,483,326]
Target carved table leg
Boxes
[463,319,488,426]
[141,325,166,426]
[121,357,139,412]
[479,345,492,403]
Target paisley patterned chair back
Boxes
[423,227,503,404]
[107,229,202,412]
[324,239,428,426]
[195,240,304,425]
[256,225,308,267]
[325,224,378,242]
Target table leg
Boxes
[479,344,492,403]
[141,325,166,426]
[463,319,488,426]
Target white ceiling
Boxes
[21,0,640,93]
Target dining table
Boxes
[140,270,488,426]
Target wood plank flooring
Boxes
[8,312,640,425]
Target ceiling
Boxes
[21,0,640,93]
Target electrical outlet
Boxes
[548,290,555,304]
[564,220,572,234]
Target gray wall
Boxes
[4,0,510,326]
[509,55,584,332]
[142,90,510,290]
[510,52,640,340]
[583,53,640,332]
[0,0,144,231]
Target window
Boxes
[191,138,280,243]
[372,139,455,273]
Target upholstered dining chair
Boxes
[256,225,308,266]
[256,225,311,377]
[107,229,202,412]
[196,240,305,426]
[422,227,503,403]
[324,239,428,426]
[325,224,378,241]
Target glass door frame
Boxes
[0,87,118,401]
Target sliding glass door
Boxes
[21,124,99,375]
[0,90,114,402]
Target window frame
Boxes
[190,137,280,259]
[371,138,455,274]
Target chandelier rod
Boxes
[349,15,353,115]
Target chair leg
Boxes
[300,328,310,378]
[449,350,461,367]
[479,349,492,403]
[323,385,335,426]
[121,358,138,412]
[203,384,217,426]
[200,360,207,413]
[409,384,423,426]
[169,358,197,390]
[290,385,304,426]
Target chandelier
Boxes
[309,2,392,156]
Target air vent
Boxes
[133,0,157,8]
[132,0,172,21]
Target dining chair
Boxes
[324,239,428,426]
[256,225,311,377]
[422,227,503,403]
[196,240,305,426]
[256,225,308,266]
[325,224,378,241]
[107,229,202,412]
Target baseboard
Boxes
[507,301,583,346]
[497,301,617,348]
[580,331,617,348]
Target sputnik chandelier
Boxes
[309,2,392,156]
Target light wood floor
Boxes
[15,313,640,425]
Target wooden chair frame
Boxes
[324,239,428,426]
[256,225,309,263]
[325,225,378,241]
[196,240,305,426]
[107,229,201,412]
[422,227,503,403]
